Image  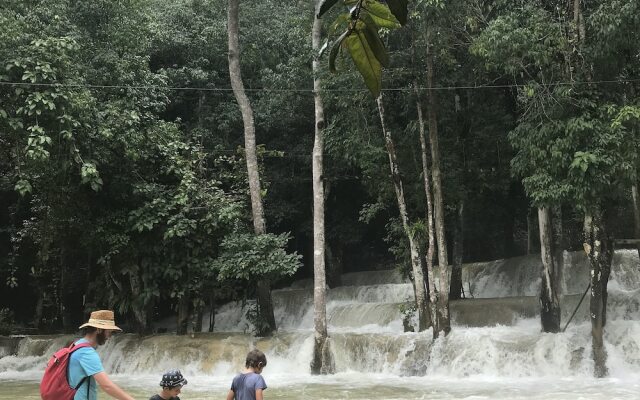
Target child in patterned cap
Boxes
[149,369,187,400]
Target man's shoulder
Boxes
[71,345,99,359]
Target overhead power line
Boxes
[0,78,638,93]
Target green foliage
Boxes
[214,233,302,281]
[321,0,408,96]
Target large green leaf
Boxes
[361,0,401,28]
[359,14,390,67]
[317,0,339,18]
[386,0,408,26]
[344,28,382,96]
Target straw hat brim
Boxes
[79,321,122,331]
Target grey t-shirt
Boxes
[230,372,267,400]
[149,395,179,400]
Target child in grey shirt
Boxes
[226,350,268,400]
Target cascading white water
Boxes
[1,250,639,399]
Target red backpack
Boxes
[40,341,93,400]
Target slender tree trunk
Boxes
[176,295,190,336]
[583,208,610,377]
[377,95,430,332]
[228,0,276,336]
[426,30,451,335]
[450,201,464,300]
[310,7,334,375]
[632,183,640,260]
[573,0,586,45]
[415,84,438,335]
[528,211,533,255]
[193,304,204,334]
[208,293,216,333]
[538,207,561,333]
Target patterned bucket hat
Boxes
[160,369,188,388]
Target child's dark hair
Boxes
[245,349,267,369]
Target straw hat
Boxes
[78,310,122,331]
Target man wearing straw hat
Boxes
[68,310,136,400]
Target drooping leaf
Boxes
[329,30,350,72]
[344,28,382,96]
[361,0,401,28]
[317,0,339,18]
[385,0,408,25]
[359,14,390,67]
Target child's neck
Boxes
[244,367,260,374]
[158,392,173,400]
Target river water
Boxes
[1,250,639,399]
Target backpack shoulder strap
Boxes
[69,342,93,352]
[66,341,95,391]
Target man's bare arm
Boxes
[94,372,136,400]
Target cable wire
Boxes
[0,78,638,93]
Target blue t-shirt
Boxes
[68,339,104,400]
[230,372,267,400]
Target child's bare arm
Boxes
[226,389,235,400]
[256,388,264,400]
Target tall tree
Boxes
[377,95,430,332]
[227,0,276,336]
[415,85,438,334]
[425,26,451,335]
[310,1,334,374]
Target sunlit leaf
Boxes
[344,27,382,96]
[362,0,401,28]
[360,14,390,67]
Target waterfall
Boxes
[1,249,639,396]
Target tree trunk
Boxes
[538,207,561,333]
[583,208,610,377]
[426,30,451,335]
[377,95,430,332]
[310,6,334,375]
[450,201,464,300]
[208,293,216,333]
[632,184,640,260]
[193,304,204,334]
[573,0,586,45]
[415,84,438,335]
[176,295,190,336]
[227,0,276,335]
[527,207,536,254]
